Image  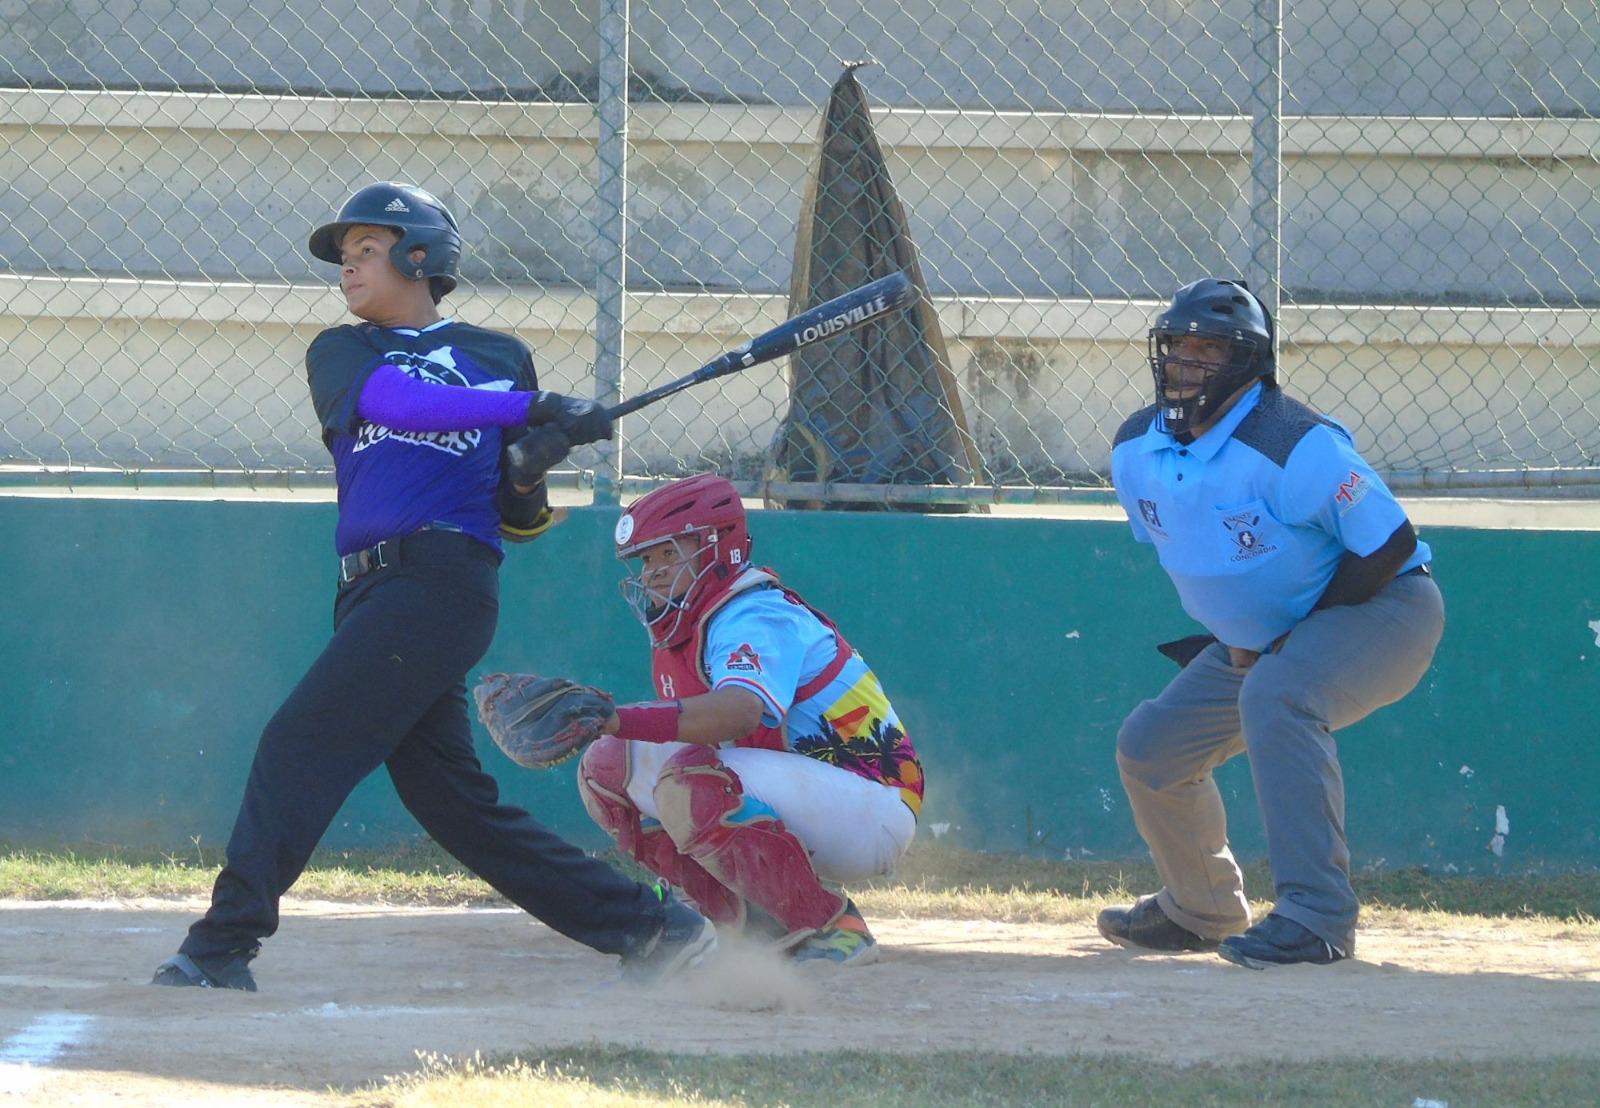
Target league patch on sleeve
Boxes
[724,643,763,674]
[1333,470,1372,513]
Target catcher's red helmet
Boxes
[615,475,751,647]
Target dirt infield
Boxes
[1,897,1597,1106]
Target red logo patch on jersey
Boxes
[1333,470,1370,511]
[724,643,762,673]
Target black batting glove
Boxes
[526,391,614,446]
[505,424,572,491]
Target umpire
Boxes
[149,182,712,990]
[1100,278,1444,969]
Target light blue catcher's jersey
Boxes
[1111,383,1430,650]
[701,585,863,736]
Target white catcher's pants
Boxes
[624,742,917,881]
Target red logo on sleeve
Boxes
[725,643,762,673]
[1333,470,1370,511]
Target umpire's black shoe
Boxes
[150,947,259,991]
[620,894,717,987]
[1097,895,1218,952]
[1217,913,1348,970]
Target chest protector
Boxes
[650,567,853,750]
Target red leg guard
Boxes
[577,737,745,927]
[652,744,846,940]
[577,737,644,851]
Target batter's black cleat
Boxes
[149,947,260,991]
[1097,895,1218,952]
[1217,913,1348,970]
[620,893,717,987]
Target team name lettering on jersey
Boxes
[353,423,478,455]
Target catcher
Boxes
[477,474,924,966]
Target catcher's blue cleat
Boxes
[150,948,259,991]
[791,899,878,967]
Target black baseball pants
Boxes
[181,530,662,960]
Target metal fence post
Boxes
[1248,0,1284,364]
[593,0,629,505]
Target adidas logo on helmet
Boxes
[308,182,463,299]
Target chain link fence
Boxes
[2,1,1598,502]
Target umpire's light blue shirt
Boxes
[1111,383,1430,650]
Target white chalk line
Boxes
[0,1012,96,1094]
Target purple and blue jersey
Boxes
[306,319,537,557]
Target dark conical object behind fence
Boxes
[765,63,985,511]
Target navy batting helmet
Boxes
[308,182,462,298]
[1147,278,1275,435]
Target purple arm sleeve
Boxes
[356,362,536,432]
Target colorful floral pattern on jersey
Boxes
[790,669,924,817]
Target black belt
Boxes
[1399,563,1432,578]
[338,525,488,585]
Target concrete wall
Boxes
[1,496,1596,874]
[4,1,1595,115]
[3,92,1599,303]
[4,276,1597,481]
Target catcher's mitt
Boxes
[473,672,615,769]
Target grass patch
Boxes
[0,838,504,906]
[353,1047,1600,1108]
[856,847,1600,931]
[2,838,1595,933]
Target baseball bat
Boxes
[604,270,916,419]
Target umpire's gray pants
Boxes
[1115,572,1444,954]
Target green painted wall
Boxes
[1,497,1595,873]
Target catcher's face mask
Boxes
[618,534,717,644]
